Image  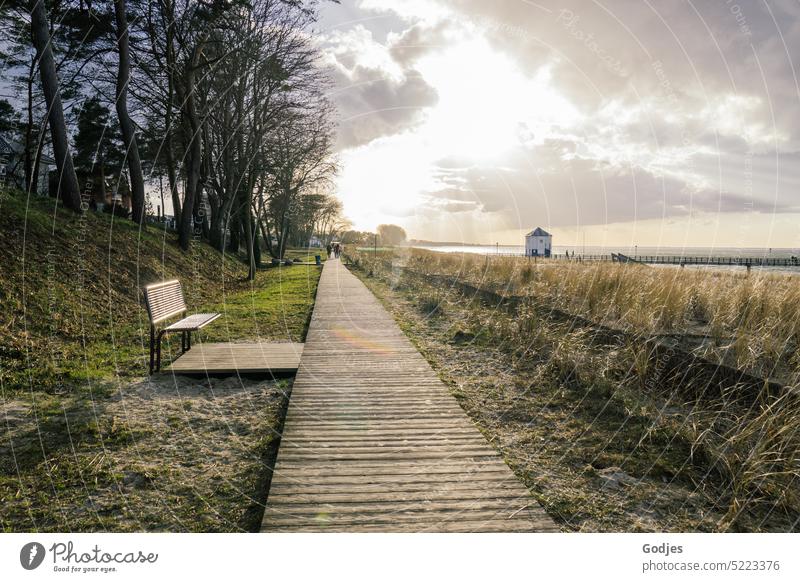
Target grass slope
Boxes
[0,189,322,531]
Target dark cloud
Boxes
[332,64,438,148]
[388,21,451,66]
[321,21,440,149]
[426,146,799,228]
[427,199,482,213]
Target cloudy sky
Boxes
[316,0,800,248]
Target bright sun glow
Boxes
[416,39,581,161]
[336,36,583,231]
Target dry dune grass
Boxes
[390,249,800,383]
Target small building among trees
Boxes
[0,133,54,195]
[525,227,552,257]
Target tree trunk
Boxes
[24,59,35,193]
[114,0,146,225]
[209,197,223,250]
[165,136,180,223]
[251,216,261,267]
[178,54,201,251]
[213,194,235,251]
[277,213,289,260]
[30,0,81,211]
[260,220,275,258]
[159,175,165,218]
[239,188,255,279]
[194,193,209,239]
[31,122,46,195]
[96,164,107,207]
[164,17,181,226]
[227,211,240,254]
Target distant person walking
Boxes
[334,243,341,259]
[326,243,332,258]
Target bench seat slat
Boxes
[164,313,221,332]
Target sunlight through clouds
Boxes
[330,13,586,231]
[416,42,582,160]
[320,0,800,247]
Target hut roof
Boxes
[526,227,551,237]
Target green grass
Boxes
[0,189,322,393]
[200,263,321,344]
[0,188,322,532]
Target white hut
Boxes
[525,227,552,257]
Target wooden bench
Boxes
[143,280,220,374]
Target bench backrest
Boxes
[143,280,187,324]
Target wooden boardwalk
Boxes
[261,259,556,532]
[167,342,303,374]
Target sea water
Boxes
[409,244,800,274]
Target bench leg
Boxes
[149,326,155,375]
[156,330,166,373]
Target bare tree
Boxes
[114,0,146,225]
[260,98,337,260]
[377,224,408,246]
[29,0,81,210]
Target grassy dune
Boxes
[0,189,322,531]
[384,249,800,383]
[348,248,800,532]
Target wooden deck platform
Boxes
[261,259,557,532]
[166,342,303,374]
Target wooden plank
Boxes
[166,342,303,374]
[263,520,545,533]
[269,461,526,474]
[269,482,522,496]
[262,508,558,532]
[261,259,557,532]
[267,473,522,489]
[264,498,536,517]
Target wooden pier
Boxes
[261,259,557,532]
[462,252,800,269]
[611,253,800,268]
[484,252,800,269]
